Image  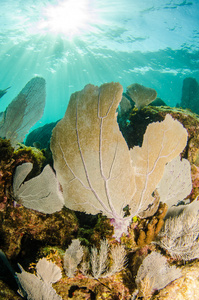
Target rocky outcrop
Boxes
[180,77,199,115]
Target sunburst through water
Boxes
[0,0,199,126]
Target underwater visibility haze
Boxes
[0,0,199,129]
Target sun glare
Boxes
[37,0,96,38]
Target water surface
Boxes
[0,0,198,128]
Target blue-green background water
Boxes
[0,0,199,130]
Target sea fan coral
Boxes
[135,251,181,298]
[16,258,62,299]
[0,77,46,147]
[126,83,157,110]
[51,82,188,239]
[13,162,64,214]
[156,200,199,261]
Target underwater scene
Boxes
[0,0,199,299]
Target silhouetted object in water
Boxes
[0,77,46,147]
[179,77,199,115]
[0,86,10,99]
[25,120,59,149]
[0,250,19,291]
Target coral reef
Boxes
[1,81,199,299]
[120,202,167,250]
[55,274,130,299]
[0,280,22,299]
[14,240,130,300]
[118,105,199,201]
[0,139,78,260]
[0,139,45,210]
[63,238,126,279]
[1,205,78,260]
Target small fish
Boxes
[0,86,11,99]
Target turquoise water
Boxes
[0,0,199,129]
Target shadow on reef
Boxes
[117,106,164,148]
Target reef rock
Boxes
[0,139,78,259]
[25,121,59,149]
[180,77,199,115]
[152,261,199,300]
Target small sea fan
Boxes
[90,239,127,278]
[64,239,84,278]
[157,200,199,261]
[90,239,109,279]
[16,258,62,300]
[135,251,181,298]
